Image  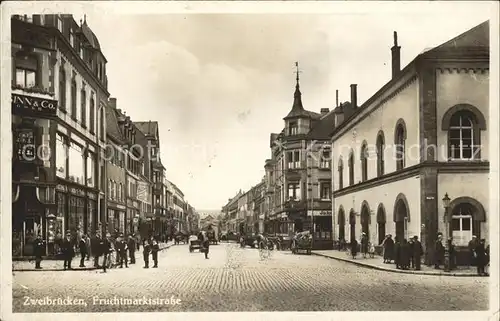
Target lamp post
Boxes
[442,193,451,272]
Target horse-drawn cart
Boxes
[291,231,313,255]
[189,235,202,253]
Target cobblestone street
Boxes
[12,243,488,312]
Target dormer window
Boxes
[56,15,63,33]
[289,121,298,135]
[79,46,84,60]
[69,28,75,47]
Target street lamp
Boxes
[442,193,451,272]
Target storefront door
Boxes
[23,215,44,256]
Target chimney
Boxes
[108,97,117,109]
[336,90,339,107]
[350,84,357,108]
[320,108,329,116]
[391,31,401,79]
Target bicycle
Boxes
[259,241,272,260]
[105,249,117,269]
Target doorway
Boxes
[23,216,44,256]
[394,196,409,242]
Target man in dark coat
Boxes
[101,233,113,273]
[360,233,369,258]
[151,237,160,267]
[33,234,45,269]
[399,239,410,270]
[394,236,401,269]
[408,237,415,268]
[116,233,128,268]
[475,239,487,276]
[61,233,75,270]
[448,238,456,270]
[467,236,478,267]
[382,235,394,263]
[143,239,151,268]
[79,234,88,267]
[412,236,423,270]
[350,238,358,259]
[128,234,136,264]
[92,232,103,268]
[434,234,445,269]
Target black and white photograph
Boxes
[1,0,499,318]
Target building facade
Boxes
[171,182,186,233]
[222,190,243,233]
[11,14,108,257]
[331,22,489,265]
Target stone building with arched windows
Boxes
[330,21,490,265]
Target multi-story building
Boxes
[171,182,186,233]
[237,192,248,235]
[164,176,175,236]
[105,98,127,234]
[11,14,108,257]
[331,21,489,265]
[252,179,266,233]
[134,121,166,235]
[264,66,334,249]
[246,188,255,233]
[222,190,243,233]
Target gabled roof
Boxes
[134,121,159,138]
[431,20,489,52]
[105,107,126,144]
[307,110,336,140]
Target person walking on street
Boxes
[399,239,410,270]
[201,231,210,259]
[143,239,151,268]
[434,234,445,269]
[151,237,160,267]
[382,235,394,263]
[408,237,415,269]
[61,232,75,270]
[128,234,136,264]
[394,236,401,269]
[475,239,487,276]
[101,233,113,273]
[84,234,91,261]
[361,233,369,258]
[350,238,358,259]
[117,233,128,268]
[136,234,141,251]
[412,236,423,270]
[448,238,456,270]
[33,234,45,269]
[467,235,478,268]
[93,232,103,268]
[79,234,88,267]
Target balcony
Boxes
[283,198,306,212]
[152,182,163,194]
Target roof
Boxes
[283,81,322,120]
[134,121,159,138]
[105,107,126,144]
[306,110,336,140]
[80,19,101,50]
[431,20,489,52]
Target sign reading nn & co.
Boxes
[12,93,57,117]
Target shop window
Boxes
[68,142,84,184]
[56,133,68,179]
[86,152,95,188]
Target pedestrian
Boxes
[135,234,141,251]
[448,238,456,270]
[368,242,375,258]
[467,236,478,268]
[475,239,487,276]
[61,233,75,270]
[394,236,401,269]
[143,239,151,268]
[382,234,394,263]
[350,238,358,259]
[84,234,91,260]
[79,234,88,268]
[117,233,128,268]
[412,236,423,270]
[201,231,210,259]
[33,234,45,269]
[485,243,490,275]
[408,237,415,269]
[102,233,113,273]
[128,234,136,264]
[151,236,159,267]
[92,232,103,268]
[361,233,369,258]
[434,234,445,269]
[399,239,410,270]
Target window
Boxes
[81,88,87,127]
[348,151,354,186]
[56,134,67,179]
[289,121,298,135]
[449,111,479,160]
[15,15,33,23]
[15,55,37,88]
[70,80,77,120]
[451,203,475,246]
[80,46,84,60]
[99,107,105,140]
[287,150,300,169]
[376,132,385,177]
[395,123,406,170]
[287,182,300,200]
[360,143,368,182]
[338,159,344,189]
[69,28,75,47]
[86,152,95,188]
[320,149,331,168]
[89,98,95,133]
[320,182,331,200]
[59,66,66,111]
[56,15,63,32]
[68,142,84,184]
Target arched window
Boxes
[395,121,406,171]
[89,97,95,133]
[448,111,479,160]
[376,131,385,176]
[360,142,368,182]
[338,158,344,189]
[15,53,38,88]
[81,87,87,127]
[59,66,66,111]
[451,203,475,246]
[348,150,354,186]
[71,80,77,120]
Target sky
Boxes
[70,3,493,211]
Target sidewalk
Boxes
[12,241,175,272]
[312,250,485,277]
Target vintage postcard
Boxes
[1,1,499,320]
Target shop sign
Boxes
[69,187,85,197]
[15,129,36,162]
[12,93,57,117]
[117,204,126,210]
[56,184,67,192]
[308,210,332,217]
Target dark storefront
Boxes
[108,203,127,235]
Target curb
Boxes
[312,252,486,277]
[13,243,175,272]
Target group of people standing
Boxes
[381,234,423,270]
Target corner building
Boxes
[331,22,489,265]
